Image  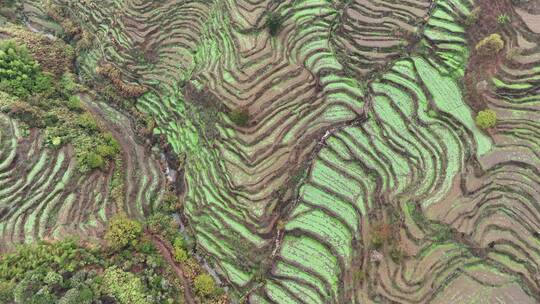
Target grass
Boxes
[496,14,510,24]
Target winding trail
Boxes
[148,232,196,304]
[79,93,165,218]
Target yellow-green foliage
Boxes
[475,109,497,129]
[82,152,105,170]
[194,273,216,297]
[105,215,143,250]
[475,34,504,56]
[0,280,15,303]
[102,266,147,304]
[173,237,188,263]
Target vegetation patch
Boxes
[0,37,120,172]
[0,25,74,76]
[96,63,148,98]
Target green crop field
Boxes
[1,0,540,303]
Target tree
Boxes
[0,40,51,97]
[194,273,216,297]
[266,12,283,36]
[102,267,147,304]
[475,34,504,56]
[104,215,142,250]
[475,109,497,129]
[229,107,249,126]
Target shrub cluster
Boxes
[194,273,216,297]
[0,207,225,303]
[0,239,102,304]
[475,33,505,56]
[96,63,148,98]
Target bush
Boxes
[51,136,63,147]
[173,237,187,263]
[59,72,78,97]
[229,108,249,126]
[105,215,143,250]
[145,213,176,241]
[370,222,394,249]
[77,113,99,132]
[104,132,120,149]
[475,109,497,129]
[173,247,188,263]
[370,235,383,249]
[83,152,105,170]
[44,271,63,287]
[97,144,118,159]
[66,95,83,111]
[465,7,481,26]
[194,273,215,297]
[136,240,156,255]
[390,246,404,263]
[33,72,55,97]
[475,34,504,56]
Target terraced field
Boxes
[2,0,540,302]
[0,93,165,251]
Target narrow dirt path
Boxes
[79,93,165,218]
[148,233,196,304]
